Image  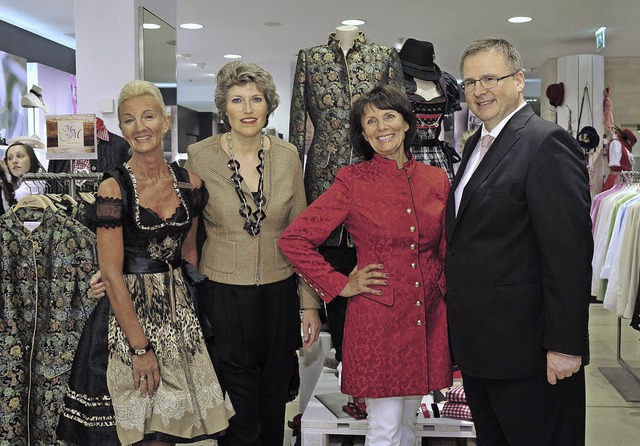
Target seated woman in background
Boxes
[1,141,46,213]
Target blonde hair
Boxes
[117,80,167,122]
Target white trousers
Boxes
[364,396,421,446]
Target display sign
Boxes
[45,113,97,159]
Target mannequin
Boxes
[334,25,358,54]
[602,126,636,191]
[398,38,461,182]
[289,28,403,385]
[20,84,49,112]
[414,78,440,102]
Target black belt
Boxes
[122,256,182,274]
[122,256,182,322]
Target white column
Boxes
[74,0,139,133]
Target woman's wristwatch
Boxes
[129,341,153,356]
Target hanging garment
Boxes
[0,206,98,445]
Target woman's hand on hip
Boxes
[339,264,388,298]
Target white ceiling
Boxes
[3,0,639,113]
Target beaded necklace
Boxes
[226,132,266,236]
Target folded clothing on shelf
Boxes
[445,384,467,404]
[440,401,473,421]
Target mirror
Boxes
[139,7,176,87]
[139,7,177,160]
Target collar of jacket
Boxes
[371,152,417,175]
[327,32,367,50]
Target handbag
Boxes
[576,84,600,152]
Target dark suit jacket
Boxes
[445,105,593,379]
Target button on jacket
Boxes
[279,155,452,397]
[289,32,404,246]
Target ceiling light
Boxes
[180,23,204,30]
[508,16,532,23]
[223,54,242,59]
[142,23,161,30]
[341,19,366,26]
[263,21,283,27]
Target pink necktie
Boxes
[479,135,495,158]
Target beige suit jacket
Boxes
[185,134,320,309]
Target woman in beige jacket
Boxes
[184,61,321,446]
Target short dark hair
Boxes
[349,85,416,160]
[215,61,280,129]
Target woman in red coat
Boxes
[279,85,452,446]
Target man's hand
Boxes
[546,351,581,385]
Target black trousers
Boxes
[209,276,301,446]
[318,242,357,363]
[462,368,586,446]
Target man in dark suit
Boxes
[445,38,593,445]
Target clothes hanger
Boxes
[12,194,57,211]
[62,193,78,205]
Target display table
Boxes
[301,368,475,446]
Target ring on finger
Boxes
[139,375,147,382]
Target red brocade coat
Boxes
[279,154,453,397]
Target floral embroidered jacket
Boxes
[0,207,97,444]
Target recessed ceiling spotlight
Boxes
[263,21,283,27]
[223,54,243,59]
[180,23,204,30]
[508,16,532,24]
[142,23,161,30]
[341,19,366,26]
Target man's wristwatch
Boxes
[129,341,153,356]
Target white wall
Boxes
[74,0,138,134]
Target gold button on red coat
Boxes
[410,226,416,232]
[411,263,417,268]
[416,301,422,307]
[415,282,421,288]
[410,244,416,250]
[406,208,412,214]
[417,320,423,326]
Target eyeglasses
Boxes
[460,72,518,92]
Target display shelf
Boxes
[301,368,475,446]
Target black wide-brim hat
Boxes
[399,38,442,81]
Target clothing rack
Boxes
[22,172,103,199]
[615,169,640,383]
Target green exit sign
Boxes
[596,27,607,51]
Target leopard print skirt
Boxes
[107,268,234,445]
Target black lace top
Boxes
[93,162,208,265]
